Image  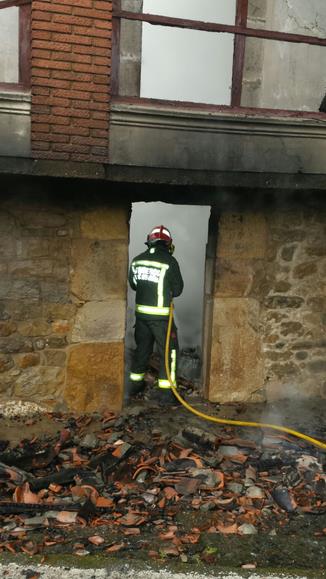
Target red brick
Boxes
[94,1,112,11]
[33,77,71,89]
[90,146,108,156]
[90,128,108,138]
[32,132,69,143]
[52,107,90,118]
[71,135,107,146]
[53,14,93,26]
[32,58,71,71]
[32,150,71,160]
[52,125,90,136]
[32,49,52,59]
[53,143,91,153]
[32,141,51,151]
[32,10,52,22]
[91,110,107,120]
[33,21,71,33]
[32,67,51,78]
[73,45,109,57]
[31,123,50,133]
[73,7,109,20]
[52,88,90,100]
[32,86,50,96]
[31,102,51,113]
[34,40,72,52]
[72,118,108,129]
[92,36,110,47]
[72,25,110,39]
[52,32,92,46]
[72,99,109,111]
[51,70,74,81]
[33,2,73,15]
[32,30,52,40]
[95,19,112,30]
[35,114,70,126]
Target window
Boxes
[113,0,326,115]
[141,0,236,105]
[0,0,31,90]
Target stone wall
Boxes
[243,0,326,111]
[0,192,129,412]
[208,207,326,403]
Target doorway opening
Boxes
[125,202,211,399]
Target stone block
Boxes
[45,336,67,349]
[16,238,49,258]
[293,262,318,279]
[0,277,12,299]
[214,259,253,297]
[0,336,33,354]
[80,207,129,241]
[72,300,126,343]
[65,342,124,413]
[0,237,16,259]
[12,366,65,402]
[71,239,128,301]
[0,211,15,235]
[18,320,51,337]
[43,349,66,367]
[43,303,77,320]
[16,353,40,369]
[41,280,69,304]
[9,280,40,302]
[9,259,53,277]
[17,211,66,228]
[217,213,267,260]
[6,302,42,321]
[0,321,17,336]
[265,295,304,309]
[0,354,14,373]
[207,298,264,403]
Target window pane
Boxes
[0,6,19,83]
[141,0,236,105]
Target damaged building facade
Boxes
[0,0,325,412]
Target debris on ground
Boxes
[0,398,325,572]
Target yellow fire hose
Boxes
[165,304,326,451]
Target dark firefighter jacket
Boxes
[128,245,184,319]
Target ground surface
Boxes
[0,395,325,578]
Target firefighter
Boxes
[128,225,184,404]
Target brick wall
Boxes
[31,0,112,162]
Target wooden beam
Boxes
[231,0,249,107]
[0,0,30,9]
[113,10,326,47]
[111,0,122,96]
[19,2,31,88]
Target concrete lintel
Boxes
[111,102,326,139]
[0,157,326,195]
[0,91,31,116]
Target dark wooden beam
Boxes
[111,0,122,96]
[113,10,326,47]
[19,2,31,88]
[0,0,30,9]
[231,0,248,107]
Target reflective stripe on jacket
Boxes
[128,246,183,318]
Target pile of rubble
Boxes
[0,403,325,567]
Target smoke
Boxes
[126,202,210,350]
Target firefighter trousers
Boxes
[130,317,178,389]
